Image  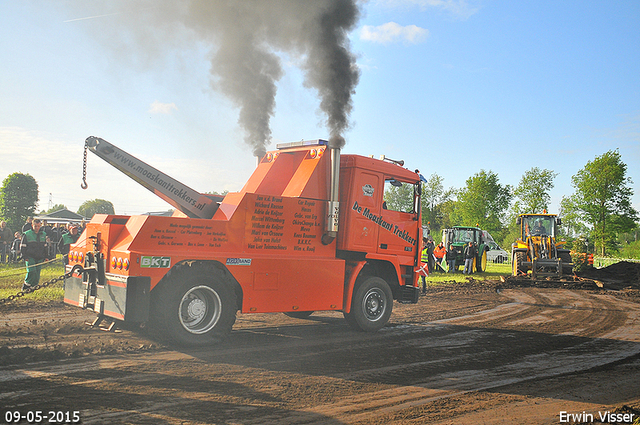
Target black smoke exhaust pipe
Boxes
[322,147,340,245]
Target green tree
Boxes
[78,199,115,218]
[512,167,558,215]
[207,190,230,197]
[451,170,512,235]
[421,173,455,233]
[0,172,39,231]
[561,149,637,256]
[501,167,558,249]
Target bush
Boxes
[617,240,640,260]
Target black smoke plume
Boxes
[72,1,362,157]
[189,0,362,156]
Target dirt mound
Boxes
[495,261,640,304]
[579,261,640,288]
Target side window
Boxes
[383,179,414,213]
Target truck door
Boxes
[340,170,382,252]
[377,178,419,259]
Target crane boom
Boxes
[82,136,221,219]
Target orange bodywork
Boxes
[66,143,421,318]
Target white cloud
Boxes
[149,101,178,114]
[375,0,481,20]
[360,22,429,45]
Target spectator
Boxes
[20,219,49,291]
[446,244,457,273]
[10,232,22,262]
[463,242,476,275]
[58,224,80,265]
[434,242,446,272]
[0,221,12,263]
[49,223,63,258]
[42,220,53,239]
[419,237,429,293]
[425,238,435,276]
[22,217,33,233]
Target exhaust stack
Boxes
[323,147,340,244]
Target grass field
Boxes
[0,257,515,304]
[422,261,512,286]
[0,257,68,302]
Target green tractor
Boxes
[442,226,490,272]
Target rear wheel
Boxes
[476,250,488,272]
[344,276,393,332]
[152,264,237,346]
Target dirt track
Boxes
[2,272,640,424]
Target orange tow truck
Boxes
[65,137,423,345]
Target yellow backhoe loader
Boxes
[512,213,573,278]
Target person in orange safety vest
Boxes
[434,242,446,272]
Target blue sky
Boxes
[1,0,639,219]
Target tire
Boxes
[476,250,487,272]
[343,276,393,332]
[512,251,527,276]
[559,252,573,275]
[151,264,237,346]
[284,311,314,319]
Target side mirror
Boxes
[516,217,521,225]
[556,218,562,226]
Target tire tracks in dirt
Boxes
[1,288,640,424]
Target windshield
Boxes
[523,216,555,238]
[451,228,476,244]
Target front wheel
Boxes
[559,252,573,275]
[512,251,527,276]
[344,276,393,332]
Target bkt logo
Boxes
[141,256,171,268]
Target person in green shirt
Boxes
[20,219,49,291]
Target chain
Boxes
[0,264,84,305]
[81,138,89,189]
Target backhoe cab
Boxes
[511,213,573,278]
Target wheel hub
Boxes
[178,285,222,334]
[364,289,384,320]
[186,298,206,321]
